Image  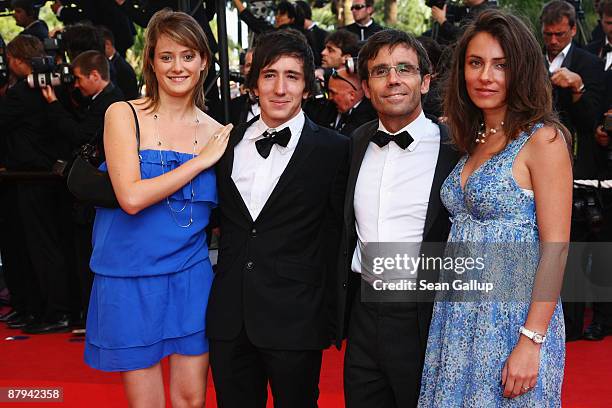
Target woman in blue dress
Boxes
[84,10,232,407]
[418,10,572,407]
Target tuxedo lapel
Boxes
[222,117,258,223]
[256,117,318,220]
[344,120,378,227]
[422,124,456,239]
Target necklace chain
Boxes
[475,121,504,144]
[153,113,199,228]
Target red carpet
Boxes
[0,313,610,407]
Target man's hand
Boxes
[41,85,58,103]
[431,5,447,25]
[115,0,127,5]
[550,67,583,93]
[595,125,609,147]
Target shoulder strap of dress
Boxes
[124,101,141,151]
[512,122,545,154]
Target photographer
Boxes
[40,50,124,322]
[50,0,134,57]
[540,1,606,342]
[305,30,360,127]
[41,50,124,151]
[430,0,492,45]
[99,26,139,100]
[12,0,49,42]
[0,35,72,334]
[342,0,383,41]
[583,0,612,341]
[326,67,376,136]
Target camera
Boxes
[426,0,446,9]
[229,70,245,84]
[26,56,74,89]
[573,186,605,234]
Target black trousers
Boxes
[17,183,72,321]
[210,328,323,408]
[344,285,423,408]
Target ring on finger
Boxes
[522,386,530,391]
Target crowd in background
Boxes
[0,0,611,343]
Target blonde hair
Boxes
[140,9,211,111]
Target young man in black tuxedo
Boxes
[335,29,459,408]
[207,29,349,408]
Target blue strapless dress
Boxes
[84,150,216,372]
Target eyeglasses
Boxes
[369,63,420,78]
[331,69,358,91]
[350,4,367,10]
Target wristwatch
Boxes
[519,326,546,344]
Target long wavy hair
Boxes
[444,9,570,154]
[139,10,211,112]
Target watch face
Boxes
[533,334,544,343]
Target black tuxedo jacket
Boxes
[47,83,124,150]
[548,43,605,178]
[111,53,139,100]
[342,20,384,41]
[333,116,459,351]
[207,116,350,350]
[333,98,378,137]
[0,80,66,170]
[21,20,49,42]
[58,0,134,56]
[306,24,328,67]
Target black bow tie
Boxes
[603,43,612,56]
[370,130,413,149]
[255,127,292,158]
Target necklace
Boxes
[475,121,504,144]
[153,112,199,228]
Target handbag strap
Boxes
[125,101,141,150]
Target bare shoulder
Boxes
[105,100,134,122]
[524,125,572,167]
[197,109,222,128]
[526,125,569,155]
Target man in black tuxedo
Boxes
[335,30,458,408]
[100,26,139,100]
[586,0,612,72]
[40,50,124,326]
[540,0,607,341]
[583,0,612,341]
[12,0,48,42]
[1,35,72,334]
[327,67,377,136]
[342,0,383,41]
[207,29,349,408]
[296,1,328,68]
[51,0,134,57]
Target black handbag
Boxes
[66,101,141,208]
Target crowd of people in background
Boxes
[0,0,611,406]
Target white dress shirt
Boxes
[604,38,612,72]
[246,102,261,122]
[548,42,573,73]
[231,111,305,220]
[351,111,440,277]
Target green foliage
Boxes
[0,6,61,42]
[377,0,432,35]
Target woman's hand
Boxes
[195,124,233,170]
[501,336,540,398]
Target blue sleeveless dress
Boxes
[84,150,216,372]
[418,124,565,407]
